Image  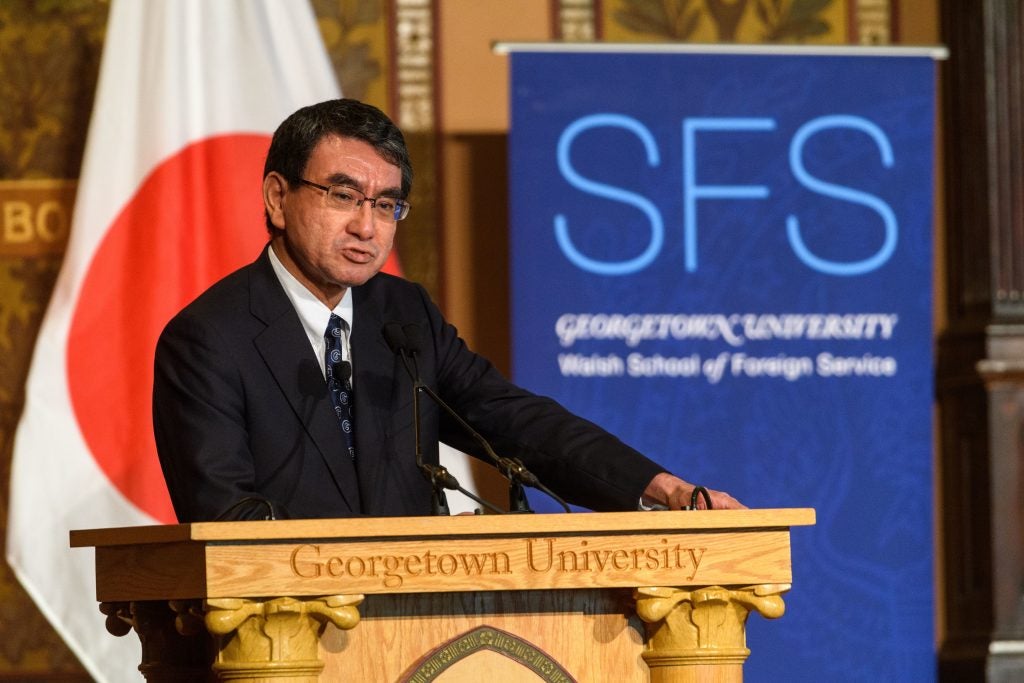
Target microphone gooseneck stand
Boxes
[413,381,571,514]
[382,323,504,516]
[385,322,572,514]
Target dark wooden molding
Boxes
[939,2,1024,681]
[984,5,1024,318]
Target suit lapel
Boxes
[351,282,405,513]
[248,249,362,513]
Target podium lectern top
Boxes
[71,509,814,601]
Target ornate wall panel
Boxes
[553,0,897,44]
[0,1,106,677]
[391,0,440,295]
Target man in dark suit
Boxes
[153,99,743,522]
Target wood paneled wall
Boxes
[938,2,1024,681]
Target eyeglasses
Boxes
[300,179,411,222]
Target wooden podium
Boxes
[71,508,814,682]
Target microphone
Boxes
[381,323,504,515]
[386,323,571,514]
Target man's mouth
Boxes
[341,246,375,264]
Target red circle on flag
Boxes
[68,134,272,523]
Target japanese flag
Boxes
[7,1,345,680]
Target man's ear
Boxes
[263,172,289,230]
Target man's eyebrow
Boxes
[325,172,360,187]
[325,173,402,198]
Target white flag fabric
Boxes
[7,1,340,680]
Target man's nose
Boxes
[347,200,376,238]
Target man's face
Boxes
[265,134,402,306]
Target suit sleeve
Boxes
[410,284,667,511]
[153,310,274,521]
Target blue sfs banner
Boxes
[509,50,936,682]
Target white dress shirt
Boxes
[267,245,353,382]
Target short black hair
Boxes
[263,98,413,233]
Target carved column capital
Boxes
[635,584,789,680]
[204,594,363,682]
[99,600,214,682]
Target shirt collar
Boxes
[267,243,353,347]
